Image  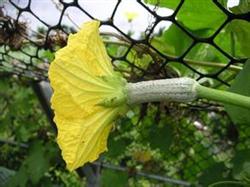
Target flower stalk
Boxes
[126,77,250,109]
[196,84,250,109]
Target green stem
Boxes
[102,37,242,72]
[184,59,242,72]
[196,84,250,109]
[208,180,246,187]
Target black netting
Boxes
[0,0,249,185]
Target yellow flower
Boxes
[124,11,139,22]
[48,21,128,171]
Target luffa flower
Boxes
[49,21,128,171]
[48,19,247,172]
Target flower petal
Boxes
[55,107,119,171]
[57,21,113,76]
[49,20,127,170]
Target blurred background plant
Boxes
[0,0,249,186]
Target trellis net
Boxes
[0,0,249,185]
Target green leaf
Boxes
[232,149,250,181]
[143,0,180,10]
[106,43,128,58]
[184,42,229,75]
[176,0,227,37]
[7,141,50,186]
[230,0,250,14]
[225,60,250,125]
[186,43,228,63]
[106,134,130,158]
[26,142,50,184]
[151,23,193,57]
[141,118,173,152]
[150,124,173,151]
[0,167,15,187]
[215,20,250,58]
[146,0,224,37]
[218,0,228,8]
[38,49,54,60]
[168,61,195,77]
[199,163,226,186]
[6,166,28,187]
[101,169,128,187]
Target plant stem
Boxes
[196,84,250,109]
[102,37,242,72]
[183,59,242,72]
[208,180,246,187]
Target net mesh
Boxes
[0,0,249,184]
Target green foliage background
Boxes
[0,0,250,186]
